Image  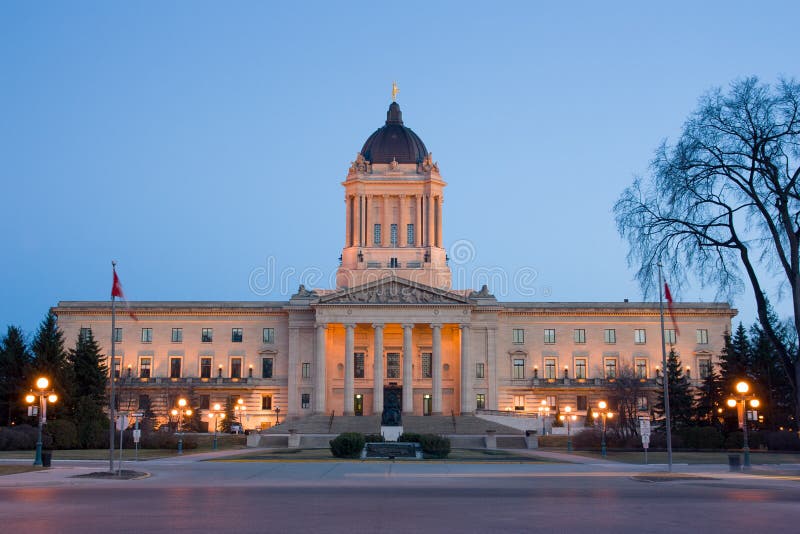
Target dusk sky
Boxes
[2,1,798,338]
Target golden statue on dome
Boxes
[392,81,399,102]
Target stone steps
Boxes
[260,414,523,436]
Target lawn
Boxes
[0,465,42,476]
[219,448,552,462]
[571,450,800,465]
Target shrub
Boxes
[419,434,450,459]
[763,431,800,451]
[45,419,79,450]
[0,425,43,451]
[330,432,365,458]
[140,430,198,450]
[364,434,385,443]
[680,427,724,449]
[571,428,601,449]
[724,431,743,449]
[398,432,421,443]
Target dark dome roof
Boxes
[360,102,428,164]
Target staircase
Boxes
[260,414,522,436]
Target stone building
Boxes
[53,99,735,430]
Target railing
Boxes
[328,410,335,432]
[451,410,457,432]
[476,409,539,418]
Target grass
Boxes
[0,465,42,476]
[571,450,800,465]
[218,448,553,462]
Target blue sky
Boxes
[2,1,798,337]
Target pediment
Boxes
[318,276,469,305]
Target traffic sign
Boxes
[132,429,142,443]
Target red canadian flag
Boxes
[664,282,679,335]
[111,265,137,320]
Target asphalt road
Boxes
[1,458,798,533]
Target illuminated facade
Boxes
[53,101,735,430]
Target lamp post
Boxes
[234,398,247,433]
[275,406,281,426]
[171,398,192,455]
[538,400,551,435]
[593,400,613,458]
[25,377,57,466]
[727,381,760,470]
[559,405,577,453]
[208,403,225,450]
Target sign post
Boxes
[132,412,144,462]
[639,417,651,465]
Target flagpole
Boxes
[109,261,117,473]
[657,262,673,472]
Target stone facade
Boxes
[51,101,735,430]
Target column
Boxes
[314,324,327,414]
[372,324,384,414]
[288,327,299,419]
[365,195,371,246]
[399,194,408,247]
[345,196,352,247]
[436,196,443,247]
[426,194,434,249]
[487,327,497,410]
[460,324,471,414]
[382,194,391,247]
[402,324,414,414]
[431,323,442,415]
[344,324,355,415]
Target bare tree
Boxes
[615,77,800,424]
[606,364,647,439]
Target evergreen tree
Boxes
[68,330,108,447]
[0,326,33,426]
[221,396,235,432]
[30,311,71,414]
[654,349,694,433]
[695,363,723,428]
[719,324,751,392]
[749,321,795,430]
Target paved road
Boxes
[1,454,798,533]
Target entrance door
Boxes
[423,394,432,416]
[354,394,363,416]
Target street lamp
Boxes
[727,381,760,470]
[234,398,247,433]
[171,397,192,455]
[592,400,614,457]
[538,400,551,435]
[25,377,57,466]
[207,403,225,450]
[559,405,577,453]
[275,406,281,426]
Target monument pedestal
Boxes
[381,425,403,442]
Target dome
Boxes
[360,102,428,164]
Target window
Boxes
[635,358,648,379]
[373,223,381,245]
[302,362,311,379]
[387,352,400,378]
[231,328,243,343]
[200,357,212,379]
[512,358,525,379]
[389,257,399,268]
[199,395,210,410]
[139,357,151,379]
[113,328,122,343]
[421,352,432,379]
[543,329,556,344]
[605,358,617,379]
[634,329,646,344]
[141,328,153,343]
[476,393,486,410]
[169,357,181,378]
[263,328,275,344]
[696,329,709,344]
[262,357,273,378]
[512,328,524,344]
[80,327,92,342]
[407,223,415,245]
[354,352,365,379]
[574,329,586,344]
[514,395,525,411]
[637,395,648,412]
[113,358,121,378]
[475,362,485,379]
[575,358,587,379]
[699,358,712,379]
[201,328,213,343]
[172,328,183,343]
[138,394,150,411]
[604,329,616,344]
[390,223,398,246]
[301,393,310,409]
[665,329,677,344]
[261,395,272,410]
[546,395,557,409]
[576,395,588,411]
[231,357,242,379]
[544,358,556,379]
